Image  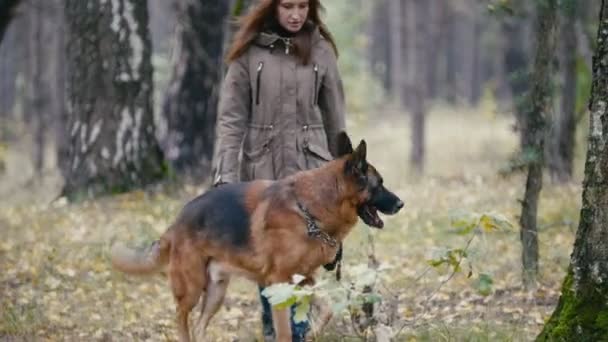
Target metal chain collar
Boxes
[296,201,338,248]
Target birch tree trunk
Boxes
[162,0,230,179]
[62,0,165,199]
[538,1,608,338]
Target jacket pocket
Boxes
[243,145,273,180]
[256,61,264,105]
[242,129,273,180]
[301,127,333,169]
[305,142,333,162]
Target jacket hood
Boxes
[254,22,323,48]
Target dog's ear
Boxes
[346,139,368,177]
[336,131,353,157]
[353,140,367,162]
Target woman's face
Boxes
[277,0,309,33]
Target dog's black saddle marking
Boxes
[180,183,250,248]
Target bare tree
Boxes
[406,0,430,173]
[53,0,67,174]
[24,0,59,175]
[388,0,403,103]
[426,0,444,100]
[549,0,578,182]
[368,0,390,92]
[0,2,22,118]
[537,1,608,338]
[519,0,558,289]
[162,0,230,179]
[502,1,533,147]
[444,1,457,104]
[469,4,483,105]
[61,0,165,199]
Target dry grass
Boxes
[0,106,583,341]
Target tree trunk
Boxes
[25,0,56,175]
[444,1,457,104]
[519,0,558,289]
[425,0,442,100]
[148,0,177,55]
[470,6,483,106]
[0,3,20,117]
[52,0,67,177]
[388,0,403,104]
[537,1,608,339]
[61,0,165,199]
[30,2,45,174]
[502,3,531,147]
[369,0,390,92]
[408,0,428,173]
[162,0,230,179]
[550,1,577,183]
[0,0,20,43]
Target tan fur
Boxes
[111,157,369,341]
[111,235,170,275]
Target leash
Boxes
[296,201,343,281]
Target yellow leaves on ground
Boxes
[0,112,584,340]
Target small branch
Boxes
[395,232,477,338]
[423,233,476,307]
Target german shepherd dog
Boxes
[111,132,403,342]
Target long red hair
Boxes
[226,0,338,64]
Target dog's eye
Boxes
[357,175,367,190]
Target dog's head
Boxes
[336,132,404,229]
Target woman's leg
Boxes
[260,285,311,341]
[259,286,275,340]
[290,304,310,341]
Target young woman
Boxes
[214,0,346,340]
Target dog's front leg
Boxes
[271,306,292,342]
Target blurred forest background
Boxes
[0,0,605,341]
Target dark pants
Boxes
[259,286,309,341]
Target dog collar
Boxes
[296,201,338,248]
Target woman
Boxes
[214,0,346,340]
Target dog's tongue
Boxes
[373,215,384,228]
[367,206,384,228]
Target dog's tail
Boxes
[111,233,171,275]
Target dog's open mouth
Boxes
[357,204,384,229]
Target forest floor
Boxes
[0,107,585,341]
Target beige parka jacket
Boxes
[214,26,346,183]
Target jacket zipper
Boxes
[313,64,319,105]
[256,61,264,105]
